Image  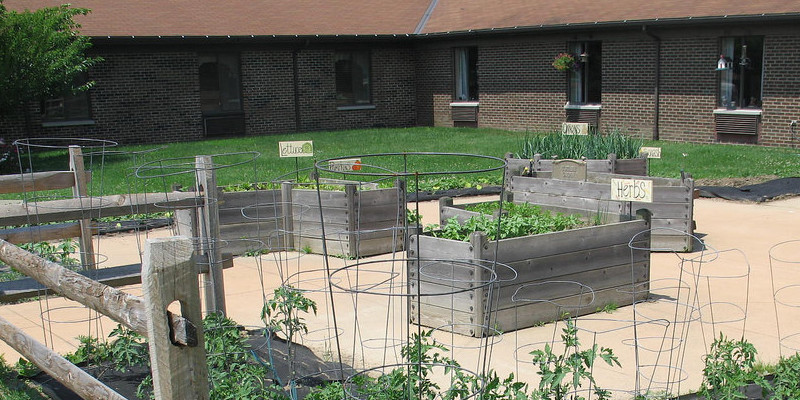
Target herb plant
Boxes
[517,130,643,160]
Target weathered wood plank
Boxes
[219,189,280,209]
[70,146,96,270]
[0,192,201,227]
[0,315,127,400]
[492,286,649,334]
[0,170,92,194]
[0,222,84,244]
[292,189,348,208]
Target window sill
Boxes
[564,103,602,110]
[450,102,479,107]
[337,105,376,111]
[42,119,95,128]
[713,108,762,116]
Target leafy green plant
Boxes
[595,303,618,314]
[0,355,47,400]
[12,359,40,379]
[108,326,149,372]
[771,353,800,399]
[698,333,769,400]
[429,202,583,242]
[262,285,317,381]
[529,319,621,400]
[63,335,111,365]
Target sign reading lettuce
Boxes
[279,141,314,158]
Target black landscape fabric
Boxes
[697,177,800,202]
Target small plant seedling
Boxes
[529,319,621,400]
[596,302,618,314]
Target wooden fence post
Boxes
[195,155,226,315]
[68,146,96,270]
[142,236,210,400]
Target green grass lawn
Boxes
[4,127,799,198]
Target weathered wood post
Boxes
[68,145,96,269]
[281,181,295,251]
[142,236,210,400]
[345,184,358,258]
[195,155,226,315]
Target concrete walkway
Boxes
[0,196,798,399]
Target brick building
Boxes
[3,0,799,146]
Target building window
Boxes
[719,37,763,109]
[42,74,91,122]
[199,53,242,114]
[335,50,371,107]
[454,47,478,101]
[568,41,601,105]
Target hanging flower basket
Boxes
[552,52,576,72]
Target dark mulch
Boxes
[697,177,800,202]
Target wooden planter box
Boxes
[407,199,651,336]
[505,153,648,180]
[210,182,405,258]
[505,167,694,252]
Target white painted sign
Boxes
[328,158,362,172]
[562,122,590,135]
[279,141,314,158]
[639,146,662,159]
[611,178,653,203]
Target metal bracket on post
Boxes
[142,236,210,400]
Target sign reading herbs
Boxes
[611,178,653,203]
[278,141,314,158]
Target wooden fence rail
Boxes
[0,237,209,400]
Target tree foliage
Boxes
[0,0,100,114]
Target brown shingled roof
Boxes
[420,0,800,33]
[5,0,800,38]
[4,0,432,36]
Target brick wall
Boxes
[0,48,202,145]
[657,37,718,143]
[479,41,565,133]
[601,39,657,138]
[296,47,416,133]
[761,34,800,147]
[242,50,296,135]
[414,47,453,127]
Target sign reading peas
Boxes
[279,141,314,158]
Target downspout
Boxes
[642,25,661,140]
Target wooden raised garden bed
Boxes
[508,171,695,252]
[193,181,405,258]
[407,197,651,336]
[505,153,648,179]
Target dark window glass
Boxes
[719,37,763,109]
[199,53,242,114]
[335,50,371,106]
[568,41,602,104]
[42,73,91,122]
[454,47,478,101]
